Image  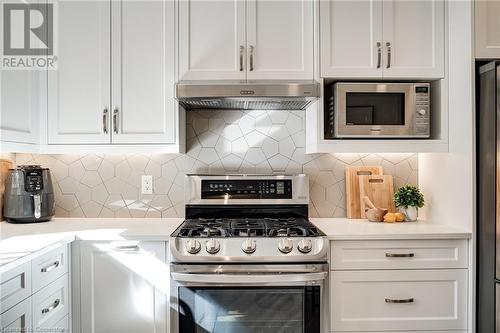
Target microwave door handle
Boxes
[171,272,327,284]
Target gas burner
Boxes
[230,219,266,237]
[174,217,323,238]
[177,219,230,238]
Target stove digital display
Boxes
[201,179,292,199]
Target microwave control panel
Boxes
[414,84,430,136]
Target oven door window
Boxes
[346,92,405,126]
[178,286,320,333]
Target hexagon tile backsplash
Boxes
[14,110,418,218]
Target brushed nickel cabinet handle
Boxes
[113,108,119,134]
[385,298,414,304]
[385,252,415,258]
[112,244,140,251]
[239,45,244,71]
[386,42,391,68]
[103,108,108,134]
[249,45,254,71]
[376,42,381,69]
[41,261,60,273]
[42,299,60,314]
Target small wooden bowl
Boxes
[365,208,389,222]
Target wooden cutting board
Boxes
[0,159,13,221]
[346,166,383,218]
[358,175,395,218]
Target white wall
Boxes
[419,0,475,232]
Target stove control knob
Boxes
[206,239,220,254]
[241,239,256,254]
[278,238,293,254]
[186,240,201,254]
[298,239,313,253]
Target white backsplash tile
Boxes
[14,110,418,218]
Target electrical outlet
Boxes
[141,175,153,194]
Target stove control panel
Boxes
[201,179,292,199]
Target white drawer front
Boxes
[0,261,32,313]
[32,273,69,330]
[330,270,467,332]
[331,239,467,270]
[32,245,69,292]
[0,297,32,331]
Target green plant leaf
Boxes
[394,185,424,208]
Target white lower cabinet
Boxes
[330,269,467,332]
[75,241,167,333]
[0,244,70,333]
[32,273,70,331]
[0,297,32,332]
[0,261,31,313]
[329,239,468,333]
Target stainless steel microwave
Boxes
[326,82,431,138]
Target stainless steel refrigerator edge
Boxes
[477,60,500,332]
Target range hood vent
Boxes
[176,81,320,111]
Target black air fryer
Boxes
[3,165,55,223]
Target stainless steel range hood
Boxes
[175,81,320,111]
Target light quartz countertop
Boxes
[310,218,472,240]
[0,217,471,274]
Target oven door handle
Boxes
[171,272,327,284]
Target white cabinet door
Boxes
[178,0,246,80]
[382,0,445,78]
[110,0,176,144]
[47,1,110,144]
[0,71,40,144]
[246,0,313,80]
[475,0,500,58]
[320,0,383,78]
[78,241,167,333]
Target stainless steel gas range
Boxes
[169,174,329,333]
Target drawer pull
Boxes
[385,297,414,304]
[385,253,414,258]
[111,243,140,251]
[42,299,60,314]
[41,261,60,273]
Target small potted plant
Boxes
[394,185,424,221]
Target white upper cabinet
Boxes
[47,1,111,144]
[48,0,176,146]
[475,0,500,58]
[179,0,313,81]
[320,0,445,79]
[178,0,246,81]
[246,0,313,80]
[111,0,176,144]
[382,0,445,78]
[1,71,40,144]
[320,0,383,78]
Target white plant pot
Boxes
[400,206,418,221]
